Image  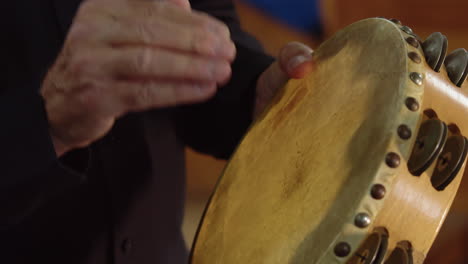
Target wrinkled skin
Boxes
[40,0,314,157]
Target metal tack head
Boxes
[401,26,414,35]
[355,213,372,228]
[444,48,468,87]
[406,37,420,48]
[371,184,386,200]
[422,32,448,72]
[398,125,412,140]
[334,242,351,257]
[390,18,402,25]
[386,152,401,168]
[410,72,424,86]
[408,52,422,64]
[405,97,420,112]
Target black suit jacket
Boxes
[0,0,274,263]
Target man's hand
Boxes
[254,42,314,118]
[41,0,236,156]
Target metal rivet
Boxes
[355,213,372,228]
[386,152,401,168]
[408,52,422,64]
[398,125,412,140]
[371,184,386,200]
[334,242,351,257]
[406,37,419,48]
[390,18,402,25]
[401,26,414,35]
[405,97,420,112]
[410,72,424,86]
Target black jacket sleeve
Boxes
[0,86,87,230]
[0,1,88,231]
[175,0,275,159]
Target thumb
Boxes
[278,42,314,79]
[164,0,191,10]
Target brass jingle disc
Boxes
[348,228,389,264]
[408,119,448,176]
[422,32,448,72]
[431,135,468,191]
[384,241,413,264]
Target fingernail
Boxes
[288,54,312,72]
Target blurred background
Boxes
[184,0,468,263]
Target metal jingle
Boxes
[384,241,413,264]
[348,228,389,264]
[422,32,448,72]
[444,48,468,87]
[431,135,468,191]
[408,119,448,176]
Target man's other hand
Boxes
[41,0,236,156]
[254,42,314,118]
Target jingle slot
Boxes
[448,123,461,135]
[422,32,448,72]
[423,109,438,119]
[444,48,468,87]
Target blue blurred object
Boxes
[244,0,322,35]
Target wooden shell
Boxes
[190,18,467,263]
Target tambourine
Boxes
[190,18,468,263]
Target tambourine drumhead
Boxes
[190,18,450,263]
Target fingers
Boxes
[113,81,217,112]
[165,0,191,11]
[100,1,234,57]
[70,46,232,84]
[101,15,235,60]
[278,42,314,79]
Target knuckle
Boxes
[191,31,216,54]
[133,48,153,73]
[130,83,155,108]
[135,23,153,43]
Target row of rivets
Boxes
[334,19,421,259]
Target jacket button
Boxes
[121,238,132,254]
